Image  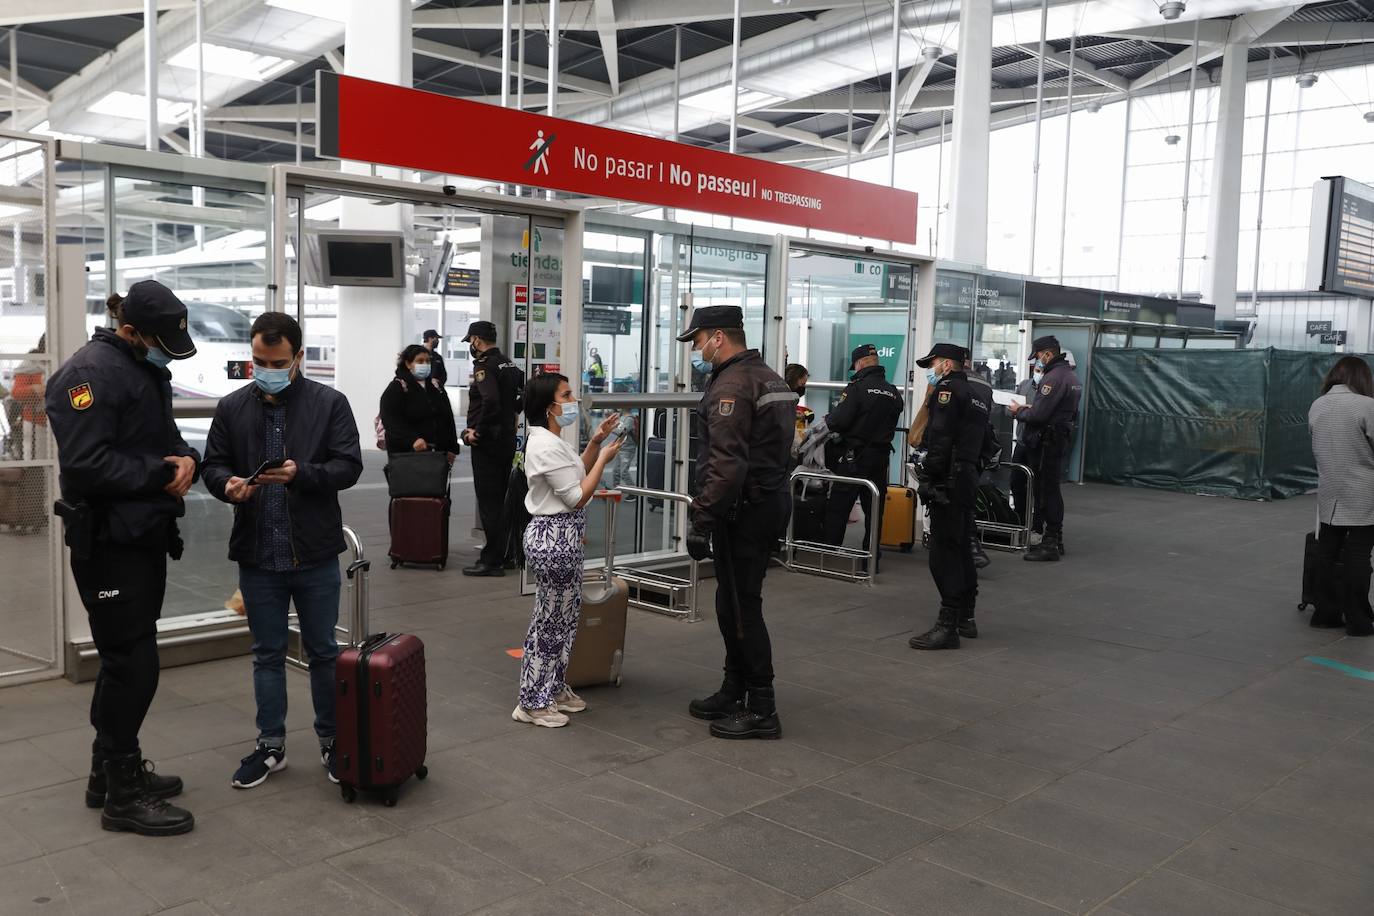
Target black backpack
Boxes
[978,421,1002,472]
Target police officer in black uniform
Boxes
[909,342,991,651]
[680,306,796,739]
[461,320,523,576]
[46,280,199,835]
[823,344,903,567]
[422,329,448,386]
[1008,335,1082,562]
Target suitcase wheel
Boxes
[340,784,357,803]
[416,765,429,780]
[383,788,399,807]
[391,560,399,569]
[438,562,446,571]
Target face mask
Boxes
[254,364,294,395]
[470,344,481,359]
[553,400,579,428]
[926,368,941,386]
[692,356,709,373]
[1034,357,1046,370]
[700,333,722,367]
[413,362,432,380]
[795,386,806,398]
[144,346,173,370]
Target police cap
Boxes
[915,342,968,368]
[675,305,743,342]
[124,280,196,359]
[422,329,440,341]
[850,343,878,369]
[1028,335,1060,359]
[462,320,498,343]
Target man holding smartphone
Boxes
[201,313,363,789]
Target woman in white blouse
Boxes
[513,373,623,728]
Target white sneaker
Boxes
[512,705,569,728]
[553,687,587,713]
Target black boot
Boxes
[688,675,745,720]
[957,607,978,639]
[86,740,184,809]
[100,753,195,836]
[910,607,961,650]
[1023,533,1061,562]
[971,537,990,570]
[709,687,782,740]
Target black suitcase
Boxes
[388,496,450,569]
[1300,532,1320,611]
[791,482,827,543]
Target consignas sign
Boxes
[316,73,918,244]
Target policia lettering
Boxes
[909,342,991,651]
[679,306,797,740]
[461,320,525,577]
[1009,335,1082,562]
[46,280,200,836]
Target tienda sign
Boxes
[316,72,918,244]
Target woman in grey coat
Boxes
[1308,355,1374,635]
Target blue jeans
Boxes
[240,561,341,748]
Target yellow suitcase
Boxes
[880,485,917,552]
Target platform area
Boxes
[2,482,1373,915]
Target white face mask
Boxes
[700,333,723,367]
[553,399,579,428]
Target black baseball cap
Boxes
[915,342,968,368]
[676,305,743,342]
[1027,335,1060,359]
[124,280,196,359]
[850,343,878,369]
[422,329,440,340]
[462,320,497,343]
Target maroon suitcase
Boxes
[388,496,450,569]
[335,633,428,806]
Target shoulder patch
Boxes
[937,390,952,405]
[718,398,735,416]
[474,369,486,383]
[68,382,93,411]
[838,393,847,403]
[1041,384,1053,396]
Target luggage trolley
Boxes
[287,525,370,671]
[606,485,702,623]
[785,468,882,585]
[974,462,1037,553]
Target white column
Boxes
[337,0,414,447]
[1202,41,1248,320]
[947,0,992,266]
[144,0,158,152]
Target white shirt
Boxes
[524,425,585,516]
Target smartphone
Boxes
[604,417,633,446]
[246,457,287,484]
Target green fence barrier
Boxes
[1084,348,1352,500]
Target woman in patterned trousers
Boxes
[514,373,624,728]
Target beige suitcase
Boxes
[566,491,629,689]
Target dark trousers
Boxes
[714,494,786,692]
[72,543,167,757]
[1314,523,1374,631]
[471,443,515,567]
[823,454,887,559]
[1028,434,1068,536]
[928,463,978,611]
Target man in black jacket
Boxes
[1008,335,1081,561]
[202,312,363,790]
[422,329,448,386]
[823,344,903,568]
[461,320,523,577]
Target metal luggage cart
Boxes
[604,485,702,623]
[784,469,881,585]
[287,525,370,671]
[975,462,1036,552]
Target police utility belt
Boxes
[55,499,183,561]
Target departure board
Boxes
[1314,177,1374,296]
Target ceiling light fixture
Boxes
[922,46,943,62]
[1164,133,1181,145]
[1364,111,1374,123]
[1084,99,1102,113]
[1296,73,1319,89]
[1158,2,1186,20]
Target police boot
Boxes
[101,752,195,836]
[957,607,978,639]
[86,739,183,808]
[688,675,745,720]
[971,537,991,570]
[1023,533,1061,562]
[909,607,961,650]
[709,687,782,740]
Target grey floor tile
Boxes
[435,798,634,882]
[1169,832,1374,915]
[430,734,586,802]
[992,700,1153,751]
[753,785,945,861]
[569,700,708,752]
[1107,870,1301,916]
[217,781,401,866]
[615,747,791,815]
[842,857,1063,916]
[979,795,1185,873]
[811,695,964,741]
[542,772,717,844]
[1212,806,1374,884]
[327,827,529,915]
[203,862,401,916]
[784,892,890,916]
[881,739,1055,800]
[673,811,878,898]
[820,762,1001,829]
[503,720,659,776]
[0,846,161,916]
[918,823,1135,914]
[1032,770,1229,841]
[579,843,798,916]
[154,904,216,916]
[941,719,1104,774]
[1168,696,1361,758]
[0,739,80,798]
[1114,650,1273,697]
[779,707,912,763]
[468,879,644,916]
[691,737,853,788]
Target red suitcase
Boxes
[388,496,450,569]
[335,633,428,806]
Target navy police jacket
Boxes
[1016,353,1081,448]
[919,370,992,478]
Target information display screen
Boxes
[1314,177,1374,296]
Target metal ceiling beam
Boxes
[594,0,620,96]
[762,83,1109,114]
[0,0,192,26]
[1254,22,1374,46]
[324,48,345,73]
[735,115,852,154]
[209,104,316,123]
[411,0,868,31]
[861,51,940,156]
[413,37,611,97]
[1129,7,1297,93]
[0,65,49,102]
[208,120,312,148]
[1098,21,1231,45]
[1016,42,1130,92]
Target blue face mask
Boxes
[554,400,579,428]
[1034,357,1046,370]
[926,368,940,386]
[412,362,432,380]
[254,365,293,395]
[144,346,173,370]
[692,356,709,374]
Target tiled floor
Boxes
[3,482,1374,915]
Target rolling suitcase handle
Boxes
[587,490,622,601]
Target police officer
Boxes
[46,280,199,835]
[422,329,448,386]
[461,320,523,576]
[680,306,796,739]
[909,342,991,651]
[823,344,903,567]
[1008,335,1082,562]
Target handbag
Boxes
[384,449,450,498]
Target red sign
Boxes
[317,73,918,244]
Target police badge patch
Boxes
[68,382,93,411]
[719,398,735,416]
[937,391,951,405]
[474,370,486,382]
[1041,384,1053,395]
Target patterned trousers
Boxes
[518,509,586,709]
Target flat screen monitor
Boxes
[318,231,405,288]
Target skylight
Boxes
[265,0,348,21]
[168,43,295,82]
[681,86,786,114]
[0,122,95,187]
[89,92,192,124]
